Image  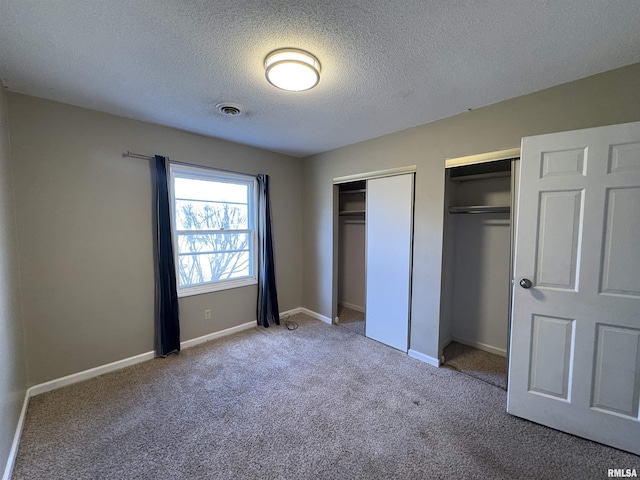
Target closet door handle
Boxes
[519,278,533,289]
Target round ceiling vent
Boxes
[216,102,244,116]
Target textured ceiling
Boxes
[1,1,639,157]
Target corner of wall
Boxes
[0,87,29,480]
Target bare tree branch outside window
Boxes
[176,201,250,287]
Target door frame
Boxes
[332,165,416,327]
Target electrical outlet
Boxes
[204,309,211,320]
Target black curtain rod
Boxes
[122,150,258,178]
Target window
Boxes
[169,164,257,296]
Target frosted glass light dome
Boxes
[264,49,321,92]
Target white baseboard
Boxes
[300,307,332,325]
[2,390,29,480]
[29,319,269,398]
[408,349,440,367]
[452,336,507,357]
[280,307,302,318]
[181,321,255,349]
[338,301,365,313]
[27,308,315,398]
[29,349,156,397]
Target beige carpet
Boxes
[12,314,638,479]
[338,304,365,336]
[443,342,508,390]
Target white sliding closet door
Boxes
[365,173,414,352]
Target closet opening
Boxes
[336,180,366,336]
[440,157,519,390]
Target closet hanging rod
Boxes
[448,205,510,214]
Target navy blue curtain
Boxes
[256,174,280,327]
[154,155,180,356]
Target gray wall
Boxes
[338,219,365,310]
[301,62,640,362]
[7,94,302,385]
[0,89,27,475]
[5,63,640,389]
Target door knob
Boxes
[519,278,533,289]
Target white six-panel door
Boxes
[365,174,414,352]
[507,121,640,455]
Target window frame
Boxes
[169,163,258,297]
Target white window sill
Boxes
[177,277,258,298]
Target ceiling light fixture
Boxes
[264,48,321,92]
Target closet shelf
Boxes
[448,205,510,214]
[340,188,366,195]
[339,210,366,216]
